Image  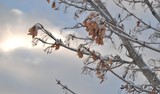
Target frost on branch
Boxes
[27,23,63,54]
[27,0,160,94]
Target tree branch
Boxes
[145,0,160,22]
[113,0,160,33]
[60,0,94,11]
[86,0,160,91]
[56,79,76,94]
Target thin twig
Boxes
[56,79,76,94]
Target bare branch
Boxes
[56,79,76,94]
[145,0,160,22]
[60,0,94,11]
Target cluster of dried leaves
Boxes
[95,61,107,82]
[27,22,110,83]
[77,45,114,82]
[95,56,113,83]
[83,12,106,45]
[27,0,160,94]
[27,22,111,83]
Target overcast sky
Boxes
[1,0,160,94]
[0,0,127,94]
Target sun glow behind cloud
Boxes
[0,30,65,52]
[1,35,32,52]
[0,7,66,52]
[0,1,133,94]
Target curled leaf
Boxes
[27,25,38,38]
[51,43,61,50]
[55,44,60,50]
[52,1,56,8]
[95,37,103,45]
[92,54,97,61]
[77,49,83,58]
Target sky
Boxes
[0,0,126,94]
[0,0,160,94]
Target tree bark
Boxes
[121,37,160,88]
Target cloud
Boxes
[0,3,88,94]
[10,9,23,16]
[0,47,124,94]
[0,5,119,92]
[0,4,124,94]
[0,5,65,52]
[0,1,149,94]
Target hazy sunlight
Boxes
[1,36,32,52]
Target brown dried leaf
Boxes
[96,70,101,76]
[98,74,105,80]
[96,70,105,83]
[90,21,96,27]
[47,0,50,3]
[83,21,91,29]
[95,37,100,44]
[96,37,103,45]
[77,49,83,58]
[27,26,38,38]
[92,53,97,61]
[52,2,56,8]
[102,63,107,68]
[88,28,94,35]
[51,43,60,50]
[98,30,105,38]
[55,44,60,50]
